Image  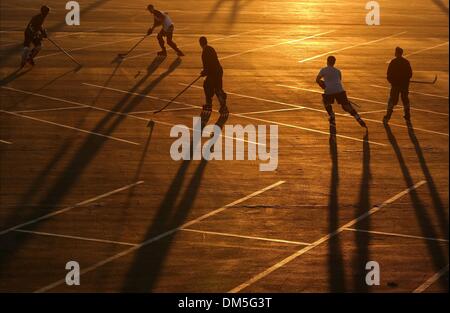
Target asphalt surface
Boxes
[0,0,448,292]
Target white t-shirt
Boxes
[318,66,345,95]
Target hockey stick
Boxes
[46,37,82,67]
[118,35,148,58]
[410,75,438,84]
[147,75,202,128]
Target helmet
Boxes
[41,5,50,15]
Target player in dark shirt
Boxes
[384,47,413,123]
[147,4,184,57]
[199,36,228,114]
[21,5,50,67]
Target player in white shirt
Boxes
[316,56,366,128]
[147,4,184,57]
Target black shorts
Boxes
[23,29,42,47]
[322,91,349,105]
[158,25,174,39]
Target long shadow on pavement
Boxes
[352,130,371,291]
[384,123,448,290]
[0,57,181,273]
[121,113,228,292]
[327,124,346,292]
[406,120,448,239]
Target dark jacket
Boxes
[387,57,412,87]
[202,45,222,76]
[27,14,45,33]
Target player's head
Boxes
[40,5,50,17]
[395,46,403,57]
[327,55,336,66]
[147,4,155,13]
[199,36,208,48]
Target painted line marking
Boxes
[343,227,449,243]
[229,180,427,293]
[12,106,89,114]
[181,84,386,146]
[124,29,262,61]
[181,228,311,246]
[0,139,12,144]
[130,107,197,114]
[220,30,335,60]
[34,181,286,293]
[370,84,449,100]
[413,264,449,293]
[13,229,138,247]
[35,36,146,60]
[277,84,449,136]
[4,85,259,147]
[0,181,145,236]
[386,42,449,63]
[54,26,115,39]
[299,32,407,63]
[0,110,139,145]
[82,83,264,146]
[278,84,448,116]
[240,107,305,115]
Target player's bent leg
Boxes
[384,87,399,124]
[28,44,42,66]
[203,79,214,111]
[322,94,336,124]
[157,31,167,56]
[339,92,367,128]
[400,89,411,121]
[21,46,31,67]
[166,29,184,56]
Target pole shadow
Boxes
[352,130,371,291]
[0,58,181,270]
[327,125,346,292]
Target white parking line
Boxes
[130,107,197,114]
[240,108,305,115]
[370,84,449,100]
[229,180,427,293]
[0,181,145,236]
[124,29,262,61]
[34,180,286,293]
[181,228,311,246]
[299,32,407,63]
[35,36,145,60]
[343,227,449,243]
[181,84,387,146]
[278,85,448,116]
[413,264,449,293]
[14,229,138,247]
[393,42,449,62]
[12,106,89,114]
[220,30,335,60]
[277,84,449,136]
[82,83,264,147]
[0,110,140,145]
[54,26,114,39]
